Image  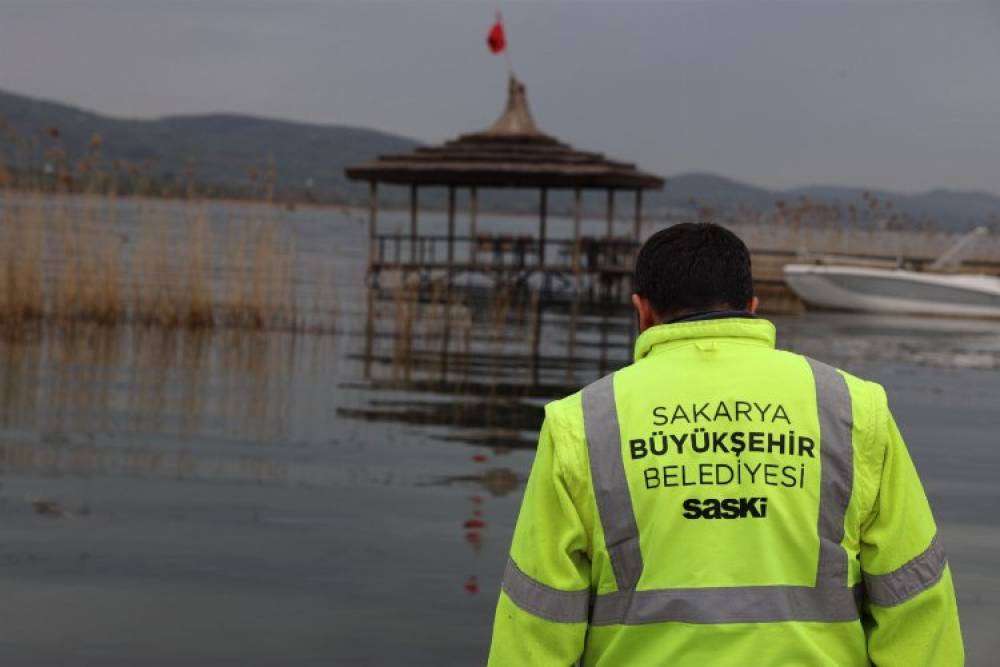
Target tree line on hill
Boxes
[0,87,996,230]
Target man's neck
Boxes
[664,309,757,325]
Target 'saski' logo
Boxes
[682,496,768,520]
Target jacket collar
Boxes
[634,316,776,362]
[666,309,757,324]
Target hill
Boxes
[786,185,1000,229]
[0,86,997,229]
[0,88,419,202]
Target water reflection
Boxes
[774,312,1000,371]
[0,323,338,485]
[0,272,995,662]
[347,284,1000,443]
[348,283,634,446]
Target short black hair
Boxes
[633,222,753,317]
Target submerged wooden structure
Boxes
[346,76,664,299]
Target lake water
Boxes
[0,199,997,665]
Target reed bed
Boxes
[0,193,311,335]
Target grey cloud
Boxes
[0,1,998,194]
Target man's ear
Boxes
[748,296,760,314]
[632,294,659,333]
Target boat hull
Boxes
[783,264,1000,319]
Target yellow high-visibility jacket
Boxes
[488,317,963,666]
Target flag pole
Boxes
[503,17,514,76]
[496,10,514,77]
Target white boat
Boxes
[783,227,1000,319]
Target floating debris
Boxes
[31,499,64,517]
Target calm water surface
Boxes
[0,200,997,665]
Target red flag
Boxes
[486,14,506,54]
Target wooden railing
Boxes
[371,233,640,273]
[374,233,1000,279]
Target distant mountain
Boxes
[785,185,1000,229]
[0,86,997,229]
[657,172,776,211]
[650,175,1000,230]
[0,87,420,201]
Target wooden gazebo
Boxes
[345,76,664,294]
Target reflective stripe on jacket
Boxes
[487,317,963,666]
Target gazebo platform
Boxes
[346,76,665,302]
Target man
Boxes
[487,223,963,666]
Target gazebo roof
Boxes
[345,77,665,190]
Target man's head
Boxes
[632,222,758,331]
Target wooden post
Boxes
[629,190,642,351]
[538,187,548,267]
[446,185,456,271]
[439,285,452,383]
[567,298,579,384]
[409,184,418,265]
[368,181,378,269]
[572,188,582,281]
[469,186,479,267]
[364,284,375,379]
[606,189,615,238]
[633,189,643,243]
[599,307,609,376]
[530,289,542,387]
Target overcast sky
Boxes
[1,1,998,194]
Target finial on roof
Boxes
[484,76,542,137]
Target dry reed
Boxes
[0,193,308,334]
[0,197,44,327]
